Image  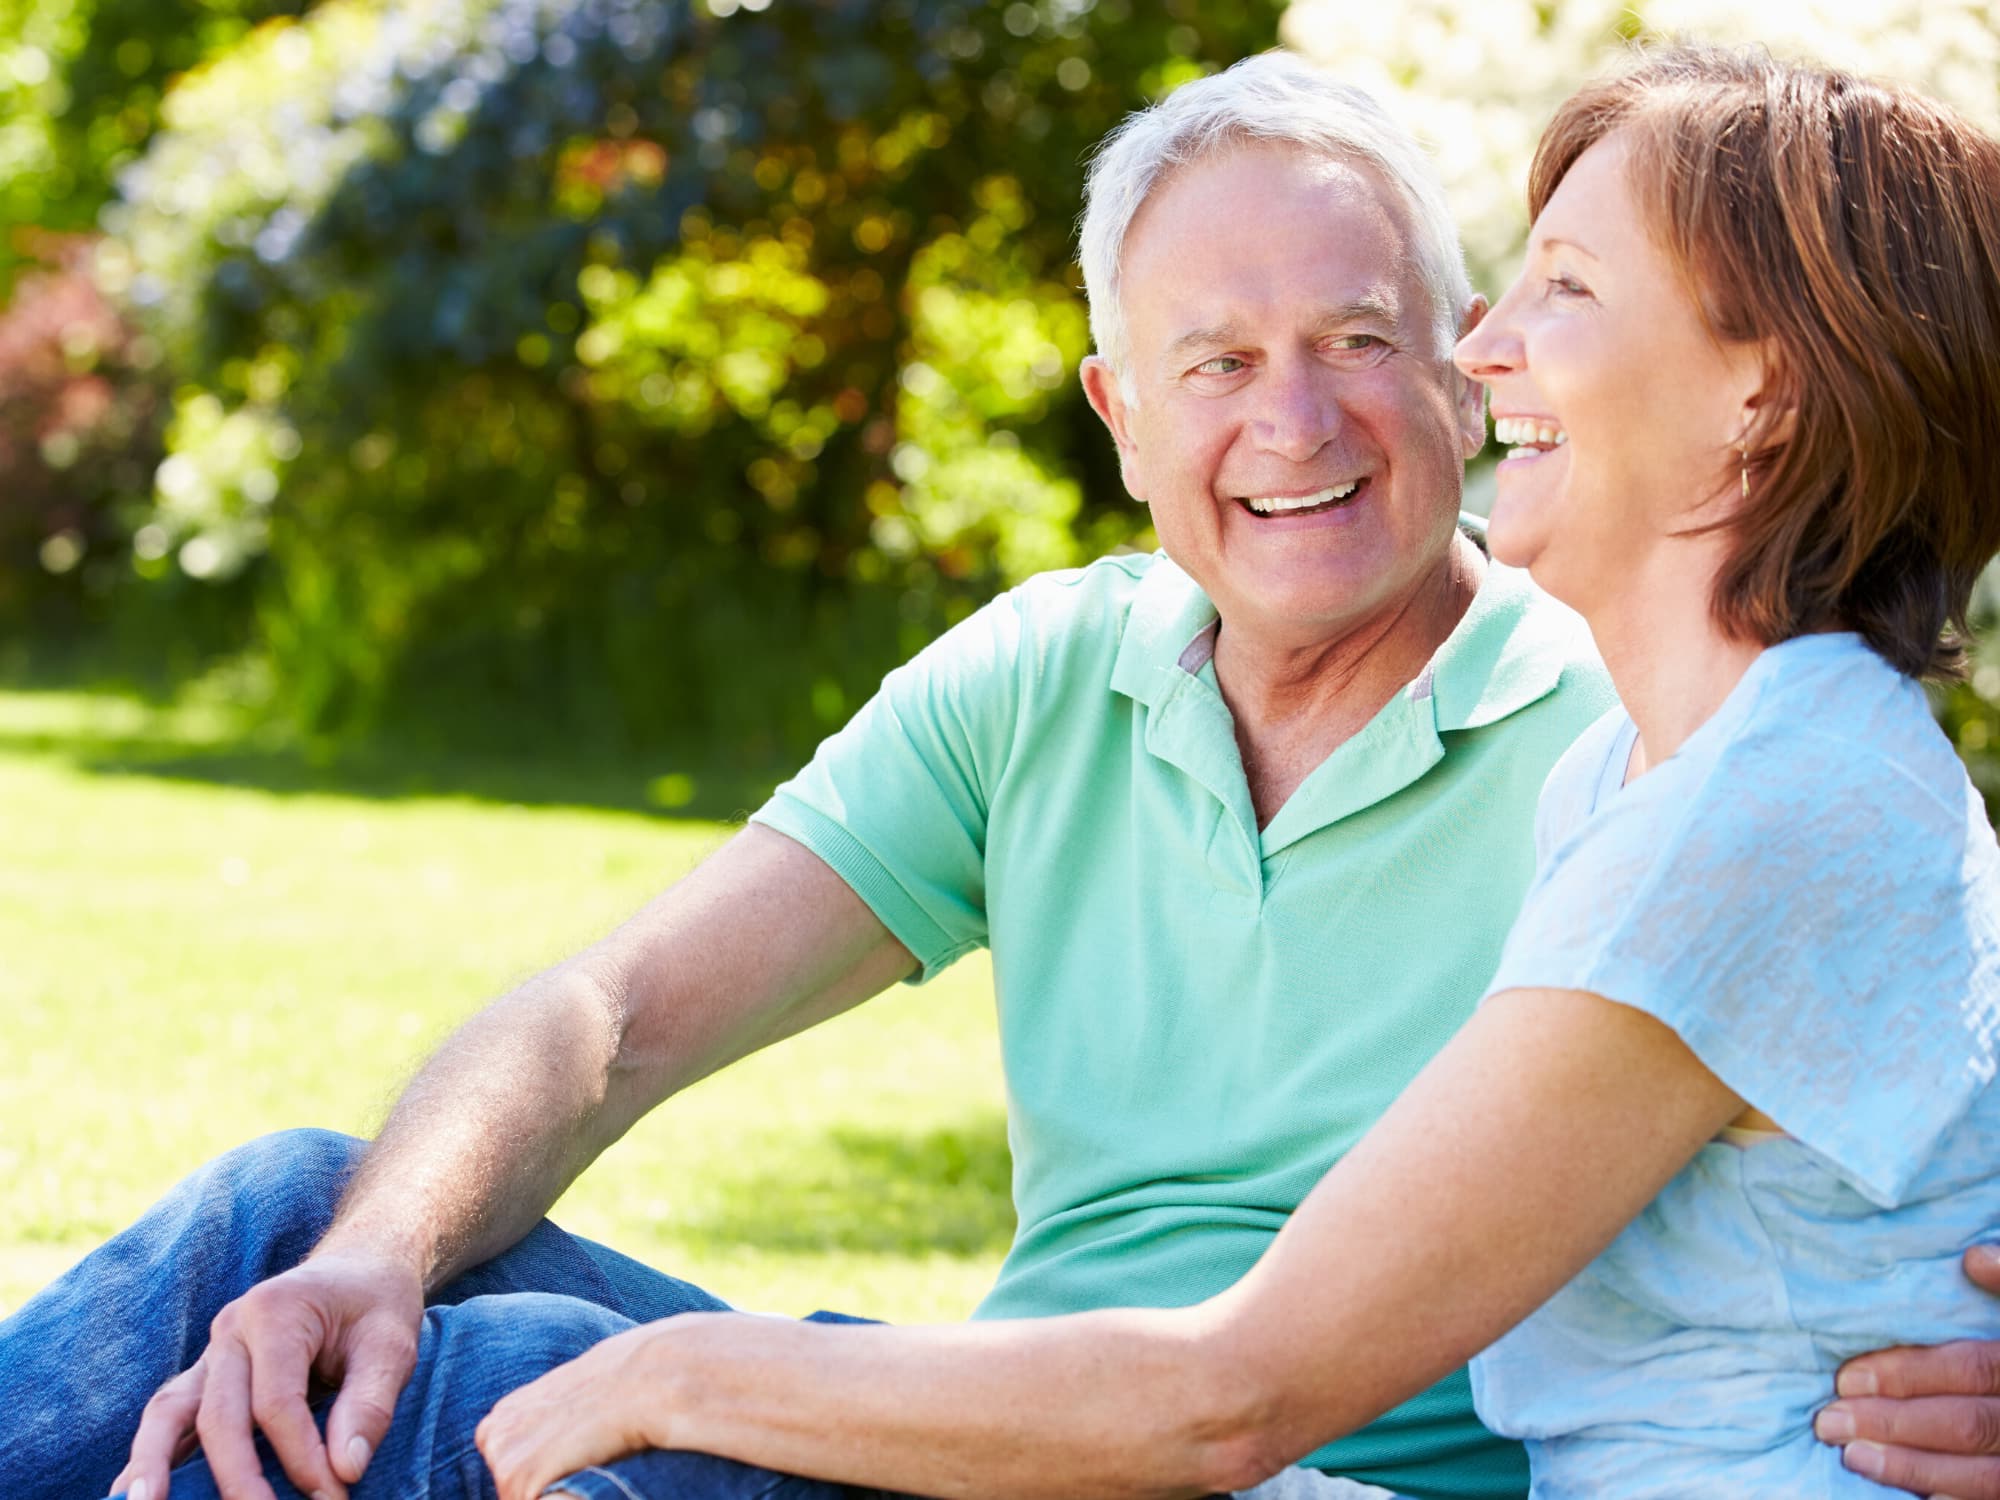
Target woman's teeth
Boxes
[1492,416,1568,456]
[1243,481,1360,515]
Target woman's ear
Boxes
[1738,341,1799,451]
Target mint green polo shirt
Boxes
[752,543,1614,1500]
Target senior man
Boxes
[7,50,2000,1500]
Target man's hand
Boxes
[1815,1245,2000,1498]
[109,1250,423,1500]
[476,1320,679,1500]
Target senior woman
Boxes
[466,45,2000,1500]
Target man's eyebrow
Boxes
[1161,297,1403,364]
[1317,293,1401,327]
[1163,323,1241,362]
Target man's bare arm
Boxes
[322,822,916,1285]
[115,823,915,1500]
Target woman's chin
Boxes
[1483,494,1546,572]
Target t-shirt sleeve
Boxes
[749,589,1026,982]
[1529,707,1629,868]
[1488,725,2000,1207]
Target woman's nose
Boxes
[1454,296,1522,382]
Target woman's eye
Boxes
[1195,356,1246,375]
[1546,275,1591,299]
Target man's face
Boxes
[1084,143,1484,650]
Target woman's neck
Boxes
[1586,559,1763,779]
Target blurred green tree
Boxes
[88,0,1282,756]
[0,0,309,296]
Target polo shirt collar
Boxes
[1108,531,1573,731]
[1107,527,1584,854]
[1108,554,1219,710]
[1422,551,1578,732]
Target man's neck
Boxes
[1214,533,1485,828]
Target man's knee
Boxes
[417,1292,634,1426]
[219,1127,367,1193]
[177,1128,366,1260]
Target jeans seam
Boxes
[572,1464,647,1500]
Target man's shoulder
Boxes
[974,551,1184,676]
[1004,551,1167,625]
[1513,581,1615,724]
[879,552,1174,723]
[1435,560,1614,741]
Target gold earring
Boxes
[1740,444,1750,500]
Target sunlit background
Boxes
[4,0,1998,1317]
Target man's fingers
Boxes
[193,1339,278,1500]
[114,1363,206,1500]
[249,1342,345,1500]
[1842,1340,2000,1402]
[1828,1436,2000,1499]
[1823,1395,2000,1457]
[1965,1244,2000,1298]
[325,1314,418,1485]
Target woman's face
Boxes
[1453,132,1769,616]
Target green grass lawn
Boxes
[0,686,1011,1323]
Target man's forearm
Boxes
[309,825,916,1291]
[316,960,627,1289]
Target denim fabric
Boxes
[0,1129,876,1500]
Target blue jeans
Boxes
[0,1129,900,1500]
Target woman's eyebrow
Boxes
[1534,234,1602,263]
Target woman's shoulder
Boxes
[1704,635,1979,847]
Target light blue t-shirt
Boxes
[1470,633,2000,1498]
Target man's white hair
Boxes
[1078,51,1475,391]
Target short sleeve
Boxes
[1488,723,2000,1207]
[750,589,1026,981]
[1528,707,1630,867]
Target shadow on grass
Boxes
[683,1116,1015,1259]
[0,683,785,822]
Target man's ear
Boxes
[1080,355,1148,504]
[1451,296,1491,461]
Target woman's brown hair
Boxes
[1530,44,2000,679]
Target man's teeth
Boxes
[1492,416,1568,450]
[1243,482,1360,515]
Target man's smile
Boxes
[1235,477,1369,518]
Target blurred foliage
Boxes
[4,0,1997,786]
[1937,573,2000,819]
[2,0,1284,761]
[0,0,308,295]
[0,234,166,624]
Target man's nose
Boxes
[1249,362,1339,463]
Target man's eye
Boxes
[1195,356,1246,375]
[1329,334,1385,351]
